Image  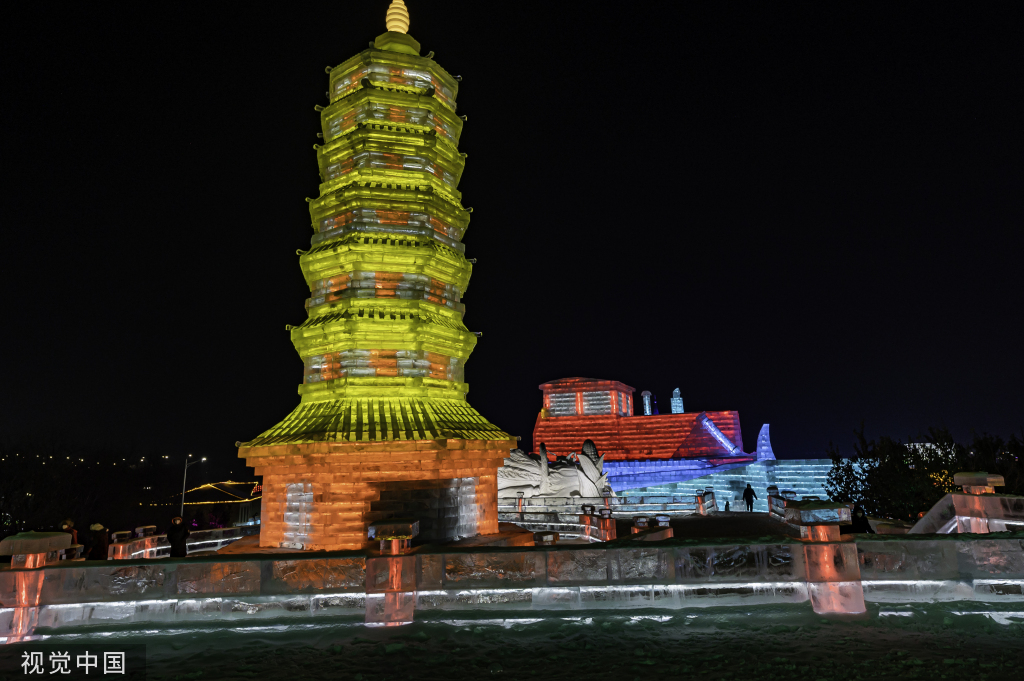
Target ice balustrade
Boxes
[184,528,255,555]
[105,527,256,560]
[4,532,1024,641]
[496,492,717,539]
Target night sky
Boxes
[2,2,1021,484]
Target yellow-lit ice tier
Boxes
[238,26,513,551]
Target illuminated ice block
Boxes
[784,502,851,526]
[804,542,866,614]
[670,388,684,414]
[625,459,836,512]
[807,581,866,615]
[954,471,1004,495]
[756,424,775,460]
[365,591,415,626]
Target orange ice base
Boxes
[240,437,513,551]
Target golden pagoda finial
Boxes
[385,0,410,34]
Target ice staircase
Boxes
[619,459,834,512]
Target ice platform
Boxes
[3,523,1024,641]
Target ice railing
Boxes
[497,493,717,517]
[4,532,1024,642]
[104,526,257,560]
[496,493,717,539]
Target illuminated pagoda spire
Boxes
[238,1,514,551]
[385,0,411,33]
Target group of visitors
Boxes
[57,519,111,560]
[55,515,194,559]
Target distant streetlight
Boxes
[181,454,207,516]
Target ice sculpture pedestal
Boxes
[0,532,71,643]
[579,507,616,542]
[950,472,1024,533]
[365,519,418,626]
[768,495,866,615]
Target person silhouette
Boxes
[167,516,190,558]
[742,484,758,512]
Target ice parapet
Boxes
[857,539,960,581]
[443,552,543,588]
[175,562,261,595]
[266,558,366,594]
[676,544,801,583]
[6,534,1024,641]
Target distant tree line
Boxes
[826,426,1024,521]
[0,431,220,542]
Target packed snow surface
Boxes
[7,602,1023,680]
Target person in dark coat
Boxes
[167,516,190,558]
[60,518,77,545]
[742,484,758,512]
[842,505,876,534]
[88,523,109,560]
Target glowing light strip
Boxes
[699,414,741,454]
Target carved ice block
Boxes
[856,539,960,582]
[954,471,1004,495]
[952,493,1024,533]
[808,581,866,614]
[805,541,866,614]
[798,524,842,542]
[784,504,851,526]
[366,556,416,593]
[804,543,860,583]
[579,514,616,542]
[534,531,559,546]
[365,591,415,626]
[368,518,420,540]
[0,532,71,556]
[442,551,543,588]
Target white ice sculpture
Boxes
[756,424,776,460]
[497,440,614,498]
[670,388,684,414]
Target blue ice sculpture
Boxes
[756,424,776,460]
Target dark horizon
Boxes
[2,2,1022,484]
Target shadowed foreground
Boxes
[5,602,1020,680]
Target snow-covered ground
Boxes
[10,602,1022,680]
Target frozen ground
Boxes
[6,602,1023,680]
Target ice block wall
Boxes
[236,15,515,550]
[3,533,1023,641]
